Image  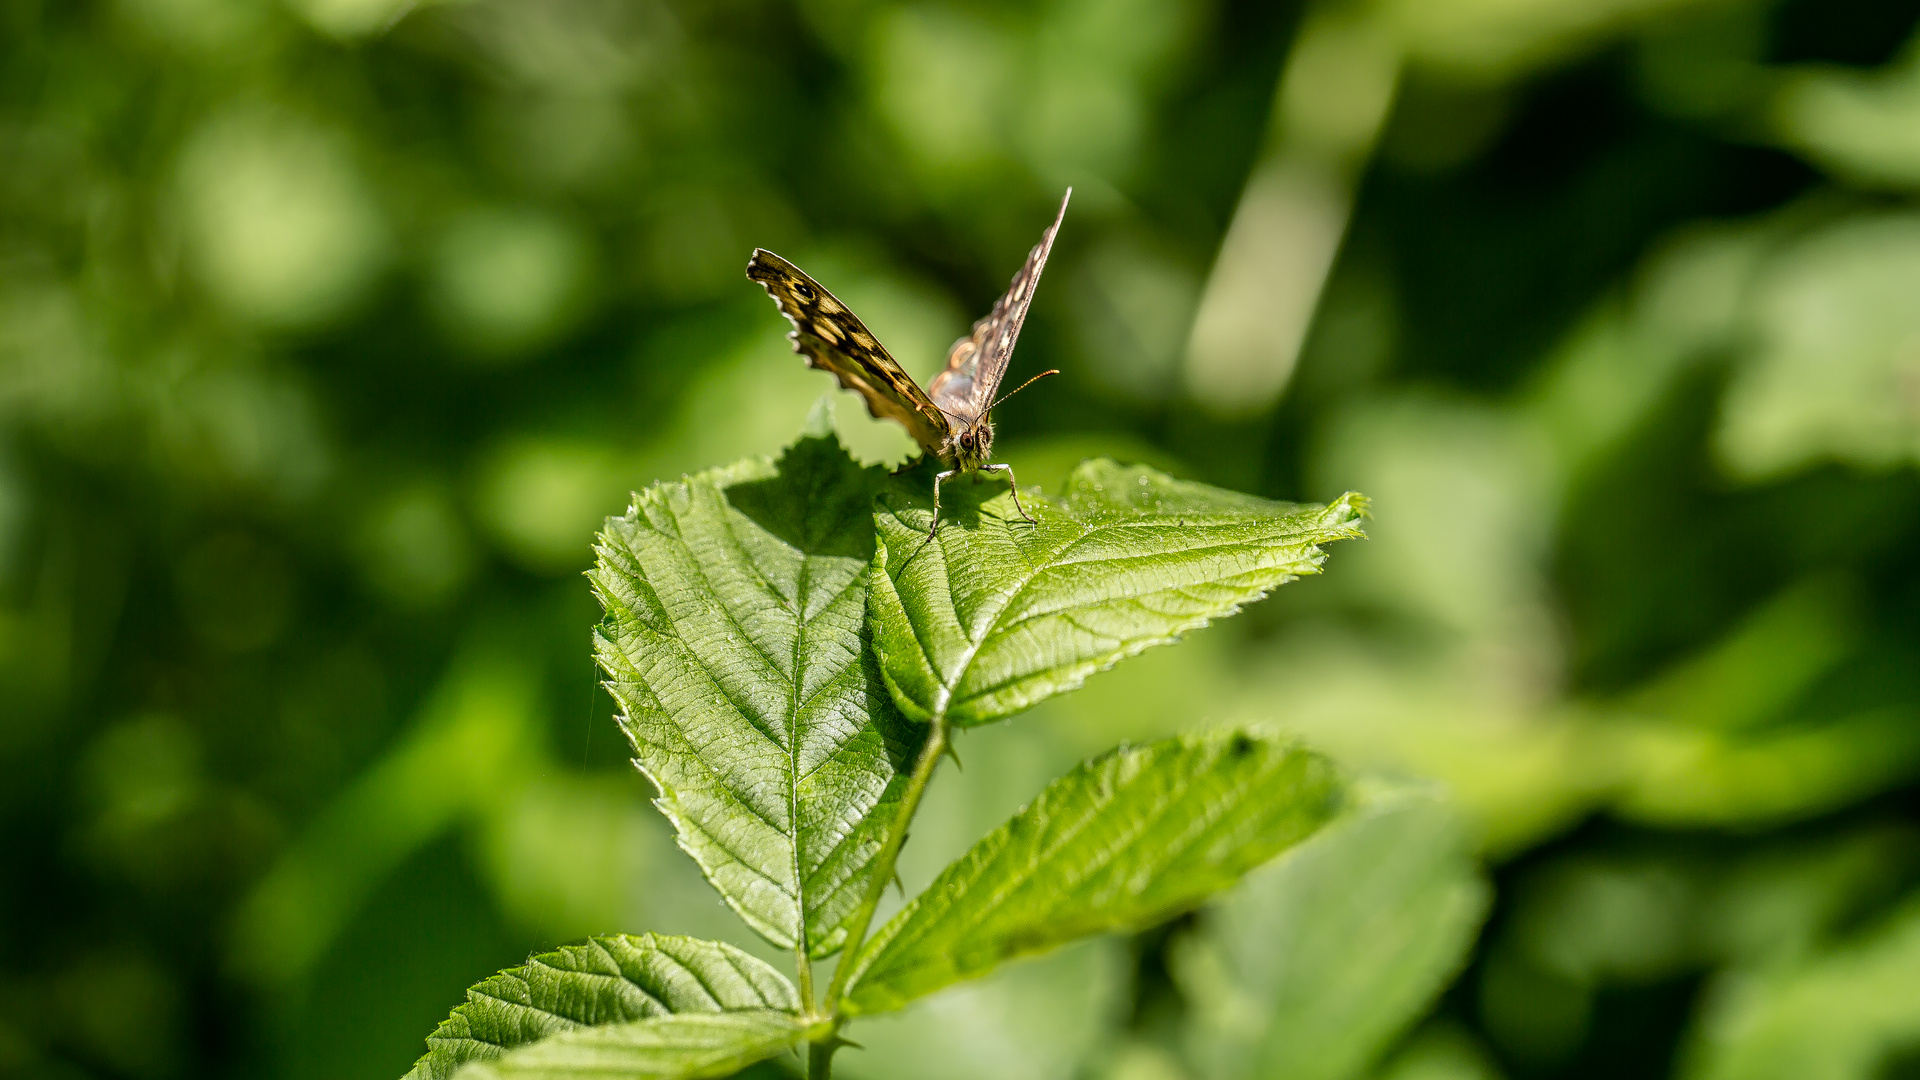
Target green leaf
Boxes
[404,933,798,1080]
[1175,784,1490,1080]
[448,1011,806,1080]
[590,428,923,956]
[868,459,1365,727]
[838,729,1341,1015]
[1683,891,1920,1080]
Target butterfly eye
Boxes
[793,283,815,301]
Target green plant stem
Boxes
[802,668,951,1080]
[819,712,950,1017]
[808,1037,838,1079]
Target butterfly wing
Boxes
[747,249,951,456]
[929,189,1071,427]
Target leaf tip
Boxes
[1333,491,1372,523]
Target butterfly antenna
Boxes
[986,369,1060,413]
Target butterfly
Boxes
[747,189,1070,539]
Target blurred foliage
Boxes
[7,0,1920,1078]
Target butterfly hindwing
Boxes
[929,189,1071,426]
[746,249,951,456]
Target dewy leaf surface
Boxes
[869,459,1366,726]
[1175,784,1490,1080]
[838,729,1341,1015]
[590,428,922,957]
[448,1011,805,1080]
[404,933,797,1080]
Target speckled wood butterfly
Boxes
[747,190,1070,536]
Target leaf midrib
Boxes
[626,505,871,818]
[918,510,1328,690]
[909,512,1087,718]
[447,939,766,1054]
[787,548,811,952]
[946,581,1286,712]
[706,483,884,950]
[905,512,1325,715]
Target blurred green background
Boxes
[8,0,1920,1078]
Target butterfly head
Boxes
[947,420,994,472]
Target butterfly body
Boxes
[747,191,1070,536]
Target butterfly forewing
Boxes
[746,249,951,456]
[929,189,1072,426]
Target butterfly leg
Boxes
[980,463,1036,526]
[927,468,958,542]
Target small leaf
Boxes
[1175,784,1490,1080]
[404,933,797,1080]
[838,729,1340,1015]
[869,460,1365,727]
[449,1011,806,1080]
[590,431,923,956]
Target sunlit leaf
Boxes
[838,729,1340,1015]
[1683,892,1920,1080]
[868,459,1366,727]
[1176,784,1490,1080]
[448,1011,806,1080]
[590,421,924,957]
[1774,57,1920,190]
[404,933,797,1080]
[1714,212,1920,480]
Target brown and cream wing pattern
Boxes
[929,189,1071,426]
[746,249,951,455]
